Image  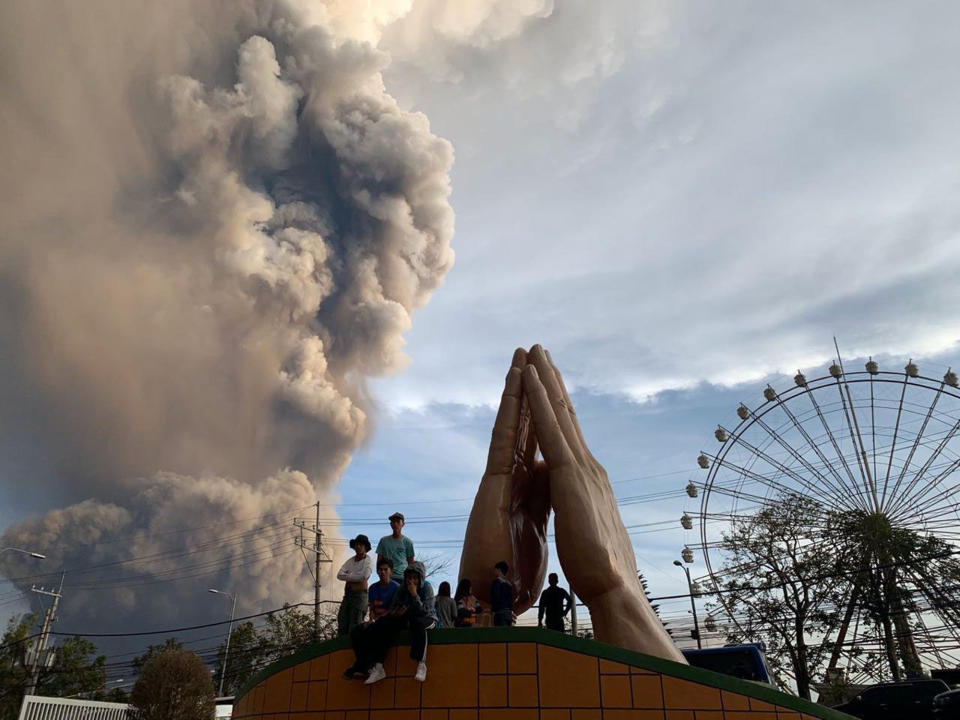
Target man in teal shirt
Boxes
[376,512,415,582]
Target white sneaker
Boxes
[415,662,427,682]
[364,663,386,685]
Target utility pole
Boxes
[25,573,64,696]
[295,502,331,642]
[674,560,701,649]
[569,585,578,636]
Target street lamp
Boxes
[0,547,46,559]
[673,559,702,650]
[208,588,237,697]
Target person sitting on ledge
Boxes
[491,561,514,627]
[336,534,374,637]
[368,558,400,620]
[454,579,478,627]
[345,561,436,684]
[435,581,457,628]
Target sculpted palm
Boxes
[462,345,685,662]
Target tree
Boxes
[0,614,34,720]
[707,494,845,699]
[131,648,215,720]
[0,614,108,718]
[132,638,184,673]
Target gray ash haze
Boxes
[0,0,456,624]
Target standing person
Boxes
[368,558,400,621]
[435,582,457,628]
[336,534,374,636]
[376,512,415,583]
[347,561,436,684]
[454,579,479,627]
[537,573,573,632]
[491,561,514,627]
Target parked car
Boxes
[933,688,960,719]
[832,679,950,720]
[681,644,774,685]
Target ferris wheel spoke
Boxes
[832,368,882,512]
[884,377,946,514]
[881,373,912,508]
[720,425,853,511]
[705,453,826,506]
[805,386,866,502]
[771,389,859,499]
[739,409,858,512]
[886,419,960,519]
[891,460,960,523]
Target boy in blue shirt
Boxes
[367,558,400,620]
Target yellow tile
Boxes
[290,681,308,712]
[422,710,448,720]
[666,712,694,720]
[662,677,721,711]
[538,645,600,708]
[325,666,372,711]
[599,659,630,674]
[479,676,507,707]
[776,713,802,720]
[508,675,538,707]
[630,675,663,709]
[396,652,419,677]
[263,669,294,712]
[369,679,396,709]
[422,644,478,708]
[508,643,537,674]
[294,660,311,682]
[720,690,749,711]
[310,654,331,682]
[724,714,776,720]
[601,675,632,708]
[541,710,570,720]
[346,711,368,720]
[479,710,538,720]
[394,677,421,708]
[478,644,507,674]
[750,698,776,712]
[299,713,325,720]
[306,680,327,711]
[571,710,601,720]
[327,713,345,720]
[450,710,477,720]
[693,712,723,720]
[603,712,665,720]
[370,711,420,720]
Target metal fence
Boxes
[18,695,137,720]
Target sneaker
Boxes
[342,665,366,680]
[364,663,386,685]
[415,662,427,682]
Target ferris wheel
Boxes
[685,351,960,684]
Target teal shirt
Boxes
[376,534,415,580]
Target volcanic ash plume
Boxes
[0,0,453,624]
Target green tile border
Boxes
[234,627,854,719]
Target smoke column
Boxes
[0,0,454,625]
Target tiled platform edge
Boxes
[232,627,854,720]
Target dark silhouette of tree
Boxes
[707,494,845,699]
[0,614,107,719]
[131,648,214,720]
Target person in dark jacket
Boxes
[490,560,514,627]
[345,561,436,684]
[537,573,572,631]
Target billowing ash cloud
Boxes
[0,0,453,624]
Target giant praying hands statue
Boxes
[460,345,686,663]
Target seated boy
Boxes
[346,561,437,683]
[368,558,400,620]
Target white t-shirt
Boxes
[337,554,374,584]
